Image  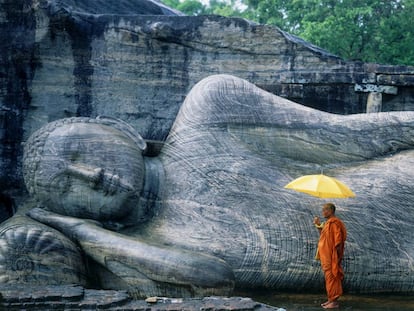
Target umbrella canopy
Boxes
[284,174,356,199]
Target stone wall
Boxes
[1,0,414,192]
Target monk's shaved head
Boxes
[323,203,336,213]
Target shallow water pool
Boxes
[235,290,414,311]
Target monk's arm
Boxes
[316,226,323,235]
[333,222,345,261]
[336,243,343,262]
[313,216,324,234]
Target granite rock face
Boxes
[1,0,414,192]
[21,75,414,296]
[1,1,414,297]
[0,215,87,286]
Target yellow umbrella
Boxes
[284,174,356,199]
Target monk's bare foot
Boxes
[321,301,330,307]
[322,301,339,309]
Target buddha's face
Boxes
[31,123,145,221]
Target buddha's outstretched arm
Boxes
[26,208,235,297]
[167,74,414,164]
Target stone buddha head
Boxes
[23,117,147,222]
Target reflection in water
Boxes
[235,289,414,311]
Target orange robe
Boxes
[317,216,347,301]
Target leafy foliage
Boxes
[161,0,414,66]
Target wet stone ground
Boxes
[0,285,282,311]
[0,285,413,310]
[236,289,414,311]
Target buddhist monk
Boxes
[314,203,347,309]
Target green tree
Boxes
[163,0,251,18]
[244,0,414,65]
[162,0,414,65]
[162,0,208,15]
[206,0,243,16]
[374,0,414,65]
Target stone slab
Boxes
[0,285,283,311]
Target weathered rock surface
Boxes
[1,0,414,192]
[0,214,87,286]
[0,284,280,311]
[20,75,414,296]
[1,0,414,298]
